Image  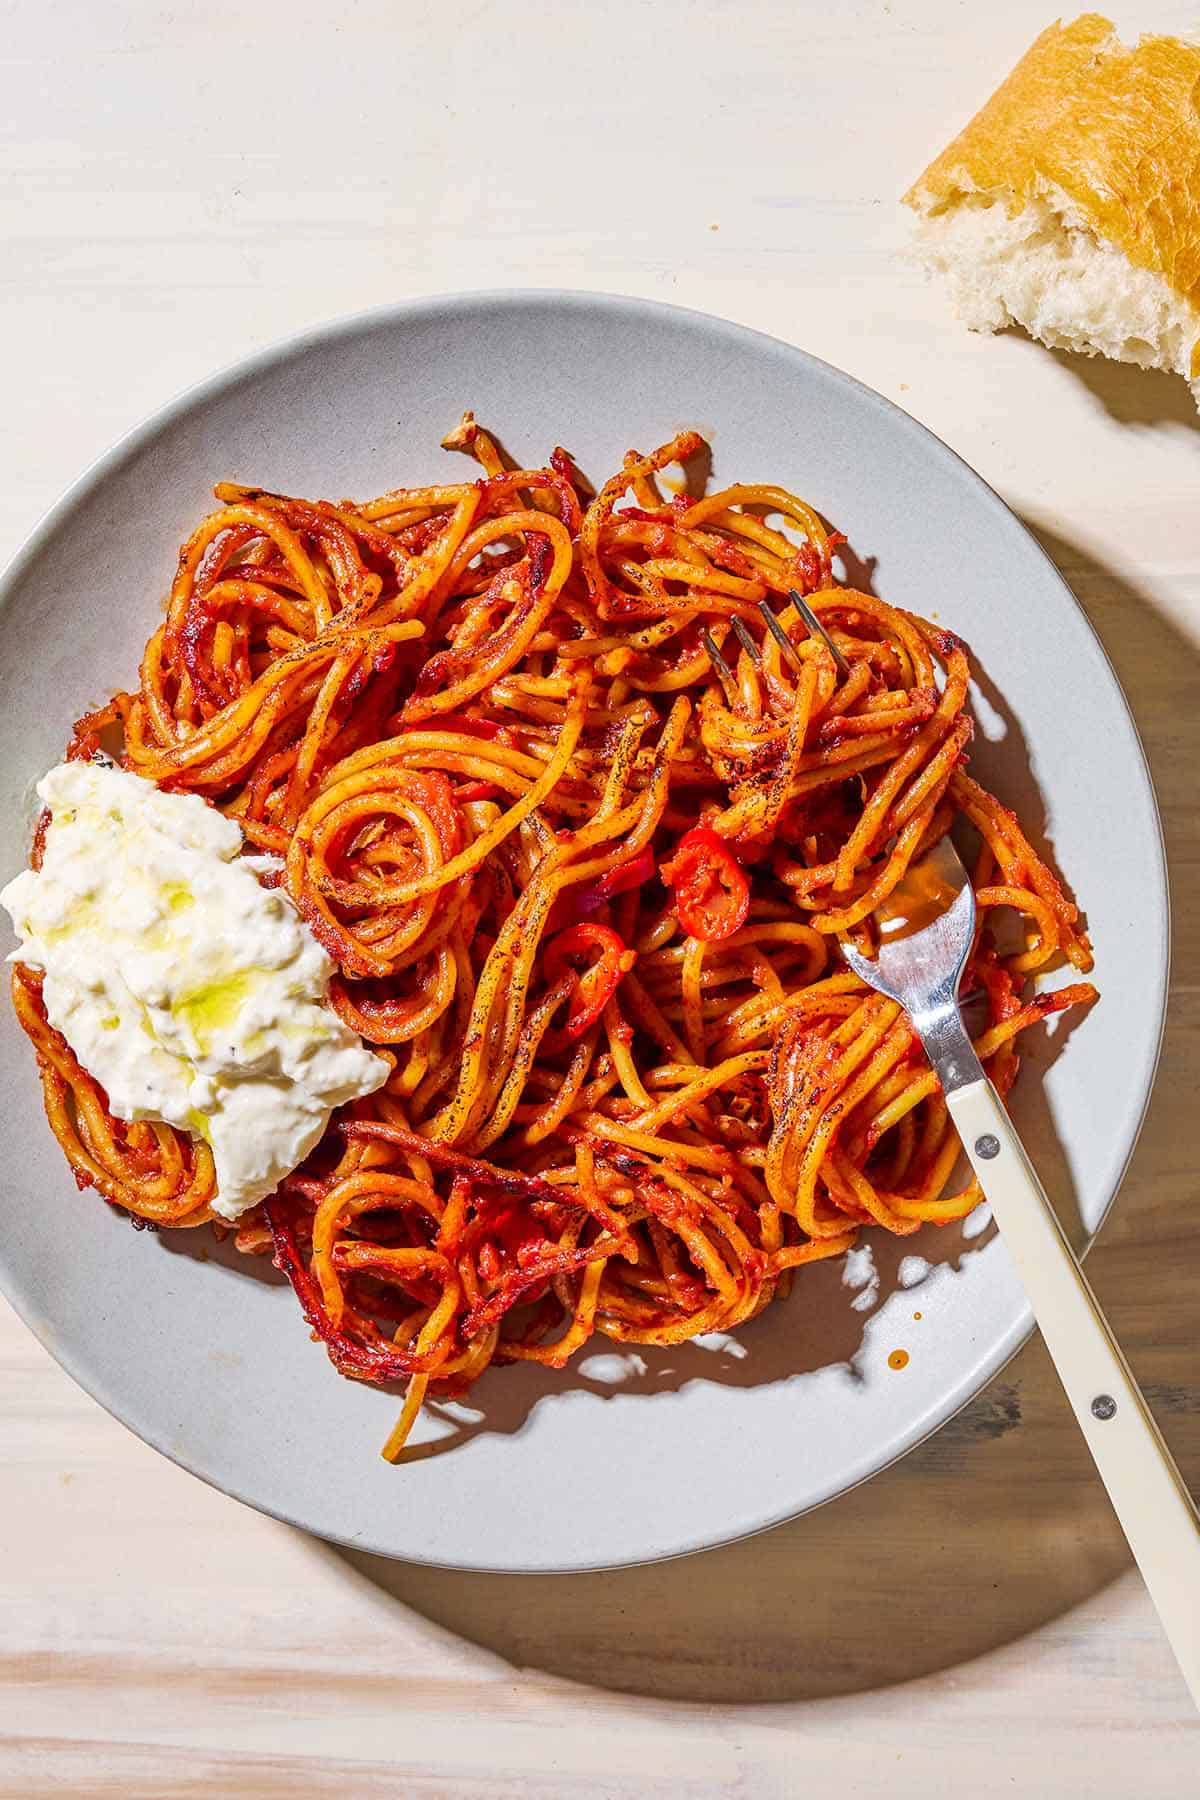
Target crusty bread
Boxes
[904,14,1200,405]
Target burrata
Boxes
[1,760,389,1220]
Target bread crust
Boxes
[904,13,1200,327]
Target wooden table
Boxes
[2,1,1197,1790]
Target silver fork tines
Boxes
[757,600,804,674]
[699,627,739,706]
[705,595,850,693]
[785,588,850,679]
[729,615,761,666]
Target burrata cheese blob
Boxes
[1,760,389,1220]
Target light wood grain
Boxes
[2,0,1199,1791]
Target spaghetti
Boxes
[10,416,1096,1457]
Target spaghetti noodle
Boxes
[10,416,1096,1457]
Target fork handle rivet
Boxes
[974,1133,1000,1159]
[1091,1395,1117,1421]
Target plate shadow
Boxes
[1039,342,1200,434]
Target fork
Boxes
[699,588,849,703]
[704,601,1200,1704]
[839,835,1200,1708]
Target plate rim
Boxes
[0,287,1171,1571]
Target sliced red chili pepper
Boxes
[661,826,749,943]
[543,922,636,1044]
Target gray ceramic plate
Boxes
[0,291,1167,1571]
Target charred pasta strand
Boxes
[10,418,1097,1457]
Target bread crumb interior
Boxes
[913,190,1200,400]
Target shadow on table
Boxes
[317,525,1200,1703]
[1040,343,1200,434]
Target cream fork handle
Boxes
[945,1077,1200,1709]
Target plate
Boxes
[0,291,1167,1571]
